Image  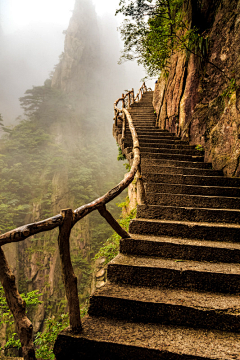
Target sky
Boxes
[0,0,154,124]
[0,0,75,33]
[0,0,121,34]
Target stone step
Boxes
[120,234,240,263]
[108,253,240,293]
[130,117,156,121]
[129,112,155,115]
[129,108,154,112]
[137,204,240,224]
[131,142,197,150]
[140,147,202,156]
[125,130,170,135]
[88,283,240,332]
[125,133,177,140]
[126,126,163,131]
[131,119,155,121]
[144,172,240,186]
[125,130,176,137]
[146,192,240,209]
[141,152,204,162]
[141,158,212,169]
[142,165,222,176]
[146,182,240,197]
[53,315,240,360]
[126,138,190,145]
[129,218,240,243]
[124,140,197,150]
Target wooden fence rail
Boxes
[0,82,149,360]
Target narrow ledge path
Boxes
[54,91,240,360]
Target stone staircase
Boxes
[54,91,240,359]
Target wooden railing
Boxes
[0,83,149,360]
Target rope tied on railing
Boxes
[0,82,149,360]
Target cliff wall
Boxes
[153,0,240,176]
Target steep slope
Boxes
[153,0,240,177]
[54,91,240,359]
[0,0,128,351]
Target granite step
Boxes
[125,134,177,140]
[88,282,240,332]
[53,315,240,360]
[107,253,240,293]
[127,142,197,150]
[146,192,240,209]
[145,182,240,197]
[141,158,212,169]
[133,138,189,145]
[125,130,177,137]
[137,204,240,224]
[129,218,240,243]
[141,152,204,162]
[120,234,240,263]
[140,147,202,156]
[142,165,222,176]
[143,172,240,186]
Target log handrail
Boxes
[0,82,149,360]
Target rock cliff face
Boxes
[51,0,100,98]
[153,0,240,176]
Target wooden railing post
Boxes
[122,94,125,109]
[136,165,146,205]
[114,108,118,126]
[58,208,82,333]
[0,248,36,360]
[98,204,130,238]
[122,112,126,142]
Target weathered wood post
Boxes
[0,247,36,360]
[121,94,126,142]
[131,88,134,105]
[98,204,130,238]
[58,209,82,333]
[136,165,146,205]
[122,94,125,109]
[114,107,118,127]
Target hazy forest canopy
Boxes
[116,0,220,77]
[0,0,148,355]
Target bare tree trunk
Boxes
[58,209,82,333]
[0,247,36,360]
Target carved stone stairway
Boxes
[54,91,240,359]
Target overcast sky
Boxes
[0,0,154,124]
[0,0,122,34]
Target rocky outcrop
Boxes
[51,0,100,100]
[153,0,240,176]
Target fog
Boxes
[0,0,154,125]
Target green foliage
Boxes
[123,162,131,171]
[116,0,209,77]
[195,144,204,152]
[34,314,69,360]
[221,78,239,99]
[0,286,42,351]
[117,144,126,161]
[94,207,136,264]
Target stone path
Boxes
[54,91,240,359]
